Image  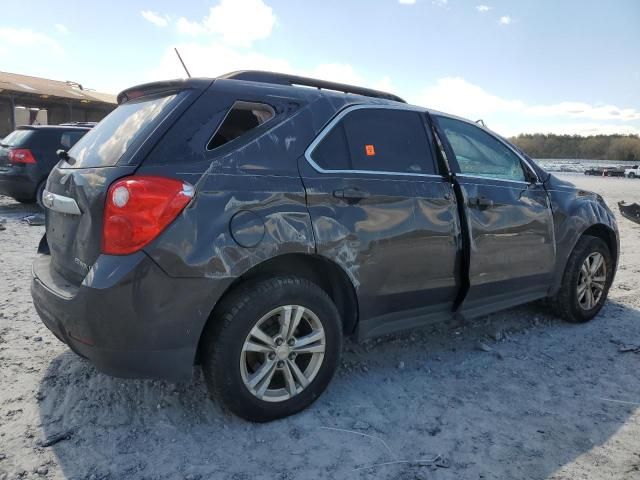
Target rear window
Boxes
[60,131,87,149]
[0,129,33,147]
[64,93,179,168]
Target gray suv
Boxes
[31,71,619,421]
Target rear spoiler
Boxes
[117,78,212,104]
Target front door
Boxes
[433,115,556,317]
[300,105,461,337]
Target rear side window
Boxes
[312,123,350,170]
[311,108,437,175]
[65,93,179,168]
[207,101,274,150]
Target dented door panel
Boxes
[298,158,460,335]
[460,178,555,292]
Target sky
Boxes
[0,0,639,137]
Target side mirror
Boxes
[56,149,74,165]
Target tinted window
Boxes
[311,108,436,175]
[65,93,179,168]
[437,116,525,182]
[311,122,350,170]
[208,102,274,150]
[60,131,86,149]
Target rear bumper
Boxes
[0,167,38,200]
[31,251,231,381]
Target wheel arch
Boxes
[550,222,619,298]
[582,223,618,266]
[195,253,359,363]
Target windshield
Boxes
[64,93,179,168]
[0,129,33,147]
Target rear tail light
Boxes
[8,148,36,164]
[102,176,195,255]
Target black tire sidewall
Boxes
[35,181,46,209]
[563,237,613,322]
[204,277,342,422]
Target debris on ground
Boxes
[618,201,640,224]
[618,345,640,354]
[36,429,74,448]
[22,214,45,226]
[34,466,48,476]
[353,421,370,430]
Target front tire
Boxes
[629,172,636,179]
[550,235,613,323]
[201,276,342,422]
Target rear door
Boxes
[43,90,198,285]
[300,105,461,337]
[433,115,555,317]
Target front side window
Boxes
[311,108,437,175]
[437,116,526,182]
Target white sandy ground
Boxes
[1,173,640,480]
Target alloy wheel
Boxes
[577,252,607,310]
[240,305,326,402]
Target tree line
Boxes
[509,134,640,161]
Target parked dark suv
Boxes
[0,125,91,206]
[31,71,619,421]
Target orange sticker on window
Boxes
[365,144,376,156]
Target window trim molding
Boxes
[304,104,444,179]
[455,173,531,186]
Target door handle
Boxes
[333,188,370,200]
[469,196,494,209]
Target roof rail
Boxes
[58,121,97,127]
[218,70,406,103]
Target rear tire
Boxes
[201,276,342,422]
[35,181,46,209]
[629,172,636,179]
[550,235,613,323]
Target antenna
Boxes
[174,48,191,78]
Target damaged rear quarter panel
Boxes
[147,174,315,279]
